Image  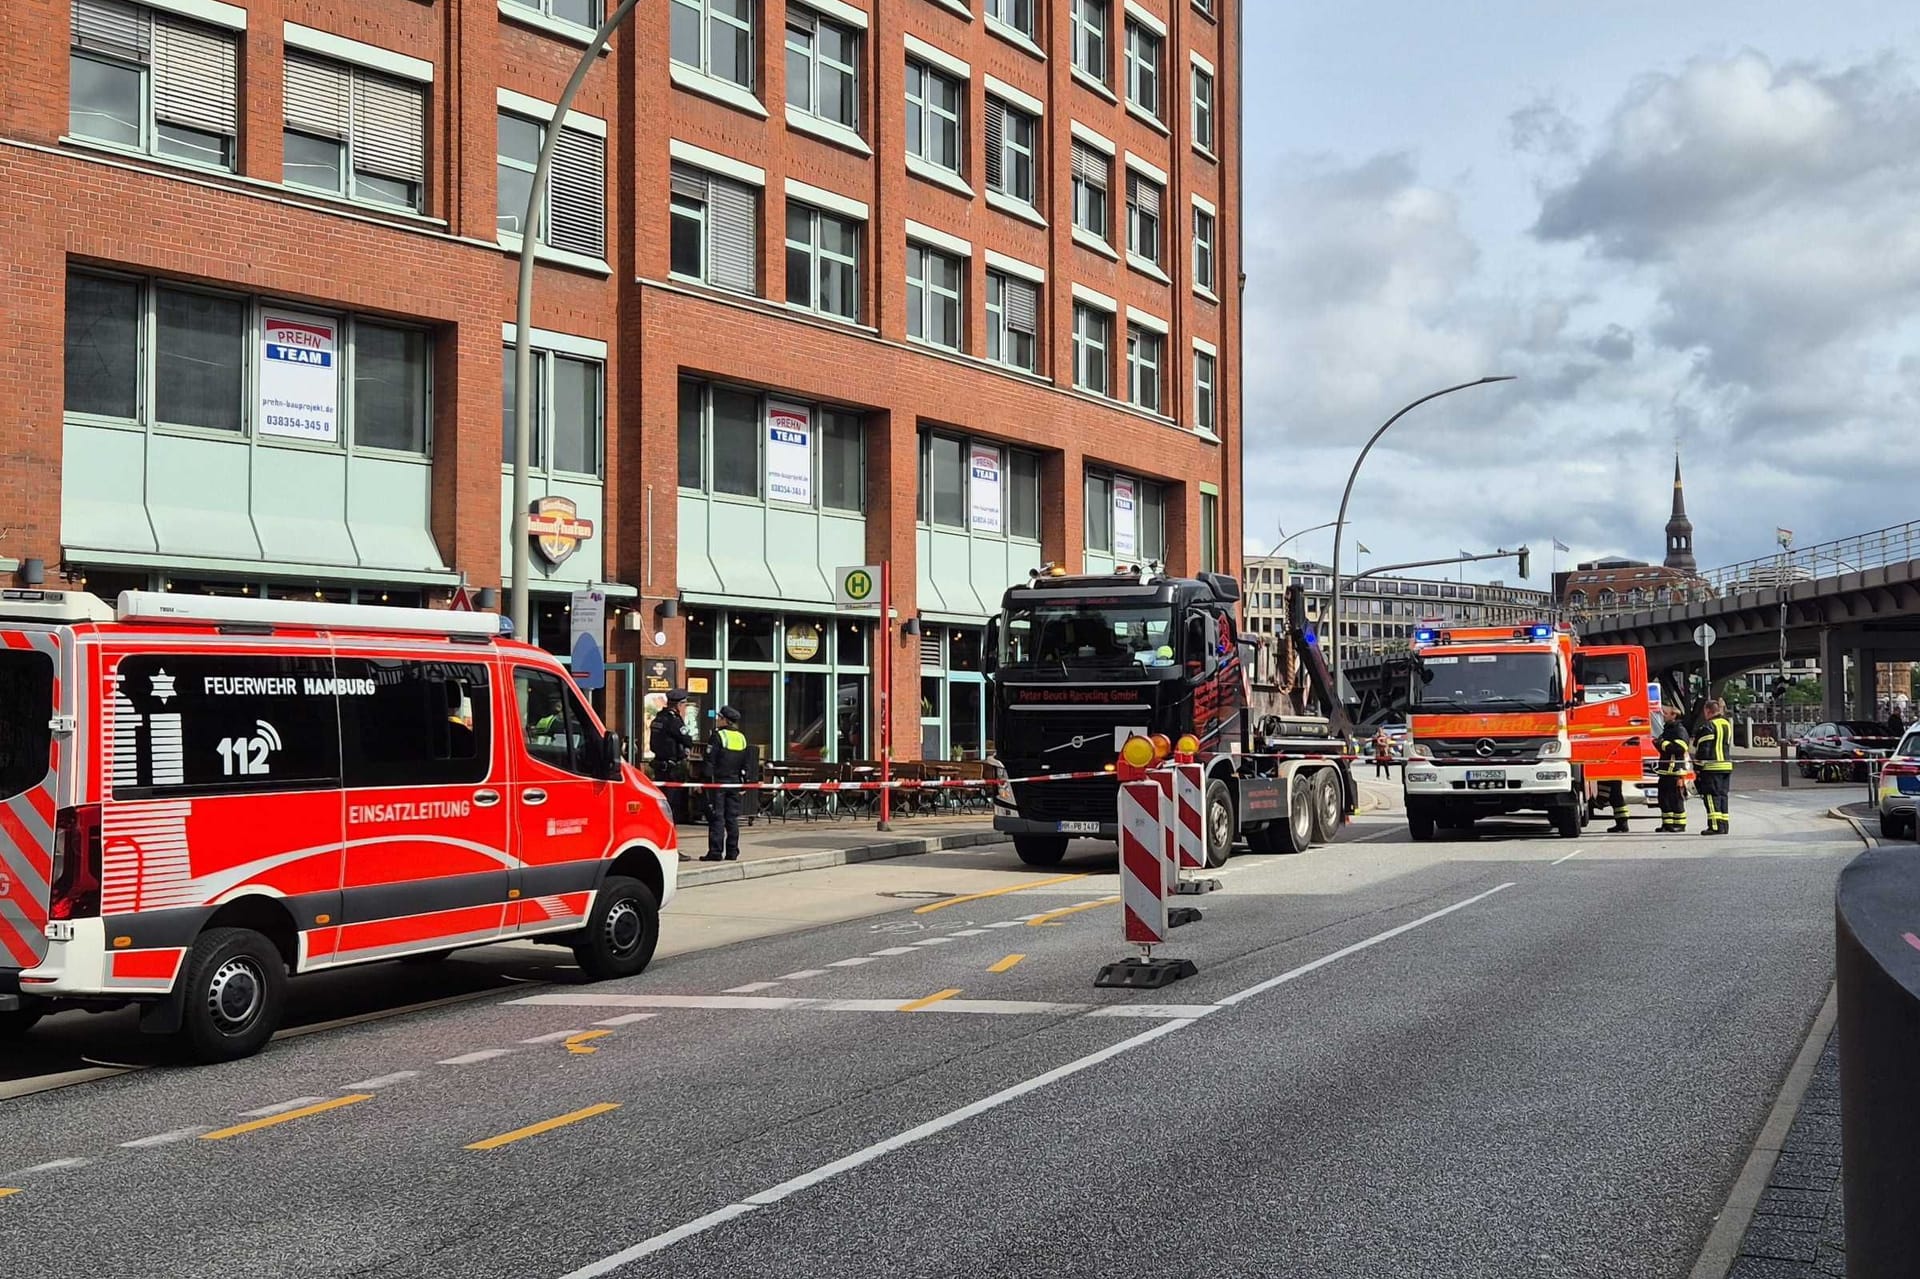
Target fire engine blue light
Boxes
[1415,629,1436,644]
[1303,629,1318,644]
[1532,624,1551,638]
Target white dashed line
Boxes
[1552,847,1585,865]
[595,1013,660,1027]
[1087,1004,1219,1019]
[948,929,990,937]
[119,1128,210,1149]
[514,993,815,1011]
[438,1049,516,1066]
[341,1071,421,1091]
[911,937,956,947]
[520,1030,586,1045]
[827,957,876,968]
[724,981,786,993]
[240,1097,326,1118]
[778,969,830,980]
[12,1158,89,1176]
[868,947,918,956]
[984,920,1024,929]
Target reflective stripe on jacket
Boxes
[1693,717,1734,771]
[707,727,751,782]
[1657,737,1690,776]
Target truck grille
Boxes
[1423,737,1553,763]
[1011,777,1118,823]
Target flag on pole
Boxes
[1356,542,1371,554]
[1552,538,1571,553]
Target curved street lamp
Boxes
[1328,377,1516,683]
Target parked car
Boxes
[1796,721,1900,782]
[1876,728,1920,838]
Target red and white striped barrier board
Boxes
[1119,777,1169,947]
[1172,763,1206,871]
[1151,769,1178,892]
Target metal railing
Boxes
[1571,521,1920,621]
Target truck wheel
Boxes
[1204,778,1236,868]
[573,876,661,981]
[1310,770,1342,843]
[1408,809,1436,841]
[1279,773,1315,853]
[1013,836,1070,867]
[1553,802,1581,838]
[0,1008,43,1039]
[176,927,287,1064]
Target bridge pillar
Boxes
[1820,629,1847,721]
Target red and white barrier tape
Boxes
[653,769,1113,793]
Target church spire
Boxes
[1664,452,1697,571]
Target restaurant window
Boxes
[682,608,872,762]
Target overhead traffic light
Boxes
[1515,546,1531,579]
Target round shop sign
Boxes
[786,624,822,662]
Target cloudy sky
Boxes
[1240,1,1920,584]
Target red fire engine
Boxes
[0,588,677,1062]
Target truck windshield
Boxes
[1001,605,1177,671]
[1413,651,1562,712]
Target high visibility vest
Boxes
[1693,717,1733,772]
[1657,738,1690,776]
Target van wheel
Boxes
[1204,779,1236,868]
[1553,802,1582,838]
[1310,770,1343,843]
[574,877,660,981]
[0,1008,43,1039]
[1409,809,1436,841]
[177,928,287,1064]
[1013,836,1070,867]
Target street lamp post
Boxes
[1777,528,1792,787]
[1328,377,1515,684]
[510,0,643,638]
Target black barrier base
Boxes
[1174,878,1222,895]
[1094,957,1199,989]
[1168,906,1202,928]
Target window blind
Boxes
[151,16,238,137]
[71,0,149,60]
[1071,141,1106,185]
[352,69,427,185]
[284,52,350,138]
[1003,277,1038,335]
[1128,172,1160,218]
[705,175,757,293]
[547,126,606,258]
[984,100,1005,189]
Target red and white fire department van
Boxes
[0,588,678,1062]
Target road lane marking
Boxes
[596,1013,659,1026]
[565,1030,612,1055]
[11,1158,89,1176]
[515,993,814,1011]
[984,920,1024,929]
[897,989,963,1013]
[521,1030,587,1044]
[724,981,786,993]
[467,1103,620,1152]
[0,1188,19,1199]
[119,1128,211,1148]
[202,1095,371,1141]
[922,999,1086,1015]
[1087,1004,1218,1019]
[910,937,956,947]
[240,1097,326,1118]
[778,969,829,980]
[1215,882,1517,1007]
[342,1072,420,1091]
[988,954,1026,973]
[1027,896,1122,927]
[1905,932,1920,953]
[869,946,918,956]
[911,873,1090,914]
[555,1019,1189,1279]
[827,957,876,968]
[949,929,990,937]
[1552,848,1585,865]
[439,1049,517,1066]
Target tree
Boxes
[1785,679,1822,707]
[1722,682,1756,710]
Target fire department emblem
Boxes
[528,496,596,568]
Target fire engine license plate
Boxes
[1057,821,1102,834]
[1465,769,1506,784]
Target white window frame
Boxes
[495,90,609,269]
[1072,297,1114,396]
[669,0,759,110]
[906,240,967,353]
[905,53,967,179]
[1126,321,1164,414]
[501,324,608,479]
[499,0,601,37]
[1123,18,1161,119]
[1192,339,1217,435]
[1191,52,1216,155]
[985,269,1041,374]
[786,6,860,131]
[1070,0,1109,84]
[1193,197,1217,296]
[785,201,862,323]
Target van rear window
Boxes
[0,650,54,802]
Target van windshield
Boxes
[1413,651,1563,713]
[0,649,55,801]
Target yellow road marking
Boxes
[1026,895,1122,927]
[201,1094,372,1141]
[0,1188,21,1200]
[565,1030,612,1055]
[912,872,1089,914]
[466,1102,621,1151]
[988,954,1026,973]
[897,988,963,1013]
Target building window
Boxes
[69,1,239,171]
[669,164,759,294]
[1124,20,1161,117]
[986,0,1035,38]
[683,608,872,764]
[496,110,607,259]
[503,0,600,30]
[1085,472,1111,551]
[502,345,602,477]
[785,7,858,129]
[1071,142,1110,240]
[1127,325,1162,413]
[284,54,427,212]
[1192,65,1215,151]
[1072,303,1112,396]
[1085,470,1162,560]
[905,60,964,176]
[986,272,1040,373]
[1194,350,1216,434]
[1126,172,1162,264]
[906,244,964,352]
[64,269,429,454]
[920,431,1040,538]
[1070,0,1108,83]
[1193,206,1216,292]
[985,99,1038,206]
[678,379,864,512]
[671,0,754,89]
[785,203,860,321]
[1201,491,1219,573]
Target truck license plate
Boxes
[1465,769,1506,783]
[1057,821,1102,834]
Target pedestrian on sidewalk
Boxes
[1371,729,1394,779]
[1693,698,1734,835]
[703,705,751,862]
[1656,719,1691,833]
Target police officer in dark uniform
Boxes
[1656,719,1691,833]
[1693,698,1734,835]
[649,691,695,827]
[703,705,751,861]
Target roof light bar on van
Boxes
[116,591,503,639]
[0,588,117,622]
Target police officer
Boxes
[703,705,751,862]
[1693,698,1734,835]
[649,691,695,827]
[1656,718,1691,833]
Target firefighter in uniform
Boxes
[649,690,695,828]
[1693,698,1734,835]
[1656,719,1691,833]
[1598,777,1631,833]
[703,705,751,861]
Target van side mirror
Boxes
[602,730,625,779]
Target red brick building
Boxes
[3,0,1241,762]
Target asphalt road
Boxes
[0,777,1855,1279]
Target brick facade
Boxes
[2,0,1241,760]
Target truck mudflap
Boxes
[1236,776,1286,825]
